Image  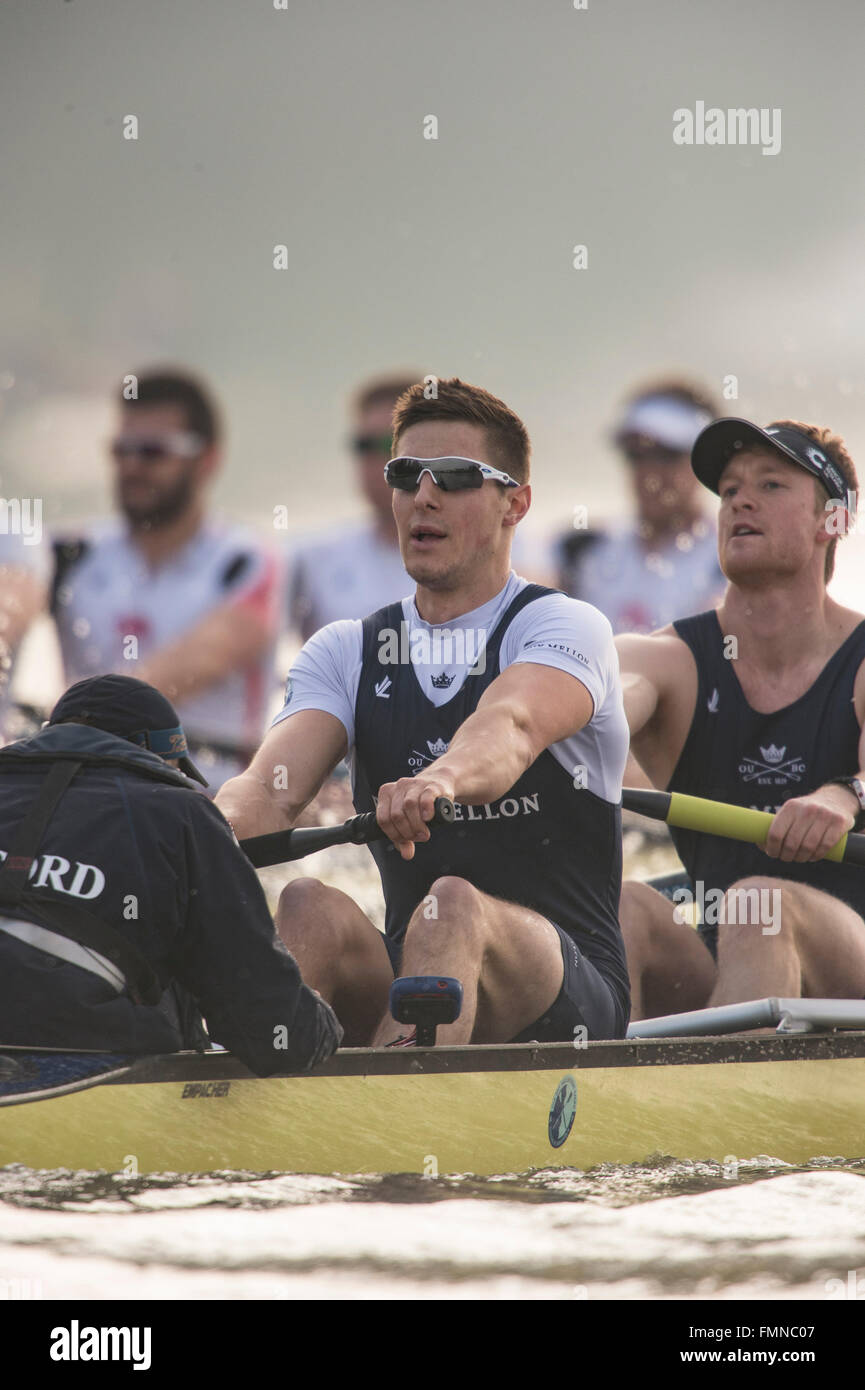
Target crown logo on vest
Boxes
[427,737,449,757]
[760,744,786,765]
[431,672,455,689]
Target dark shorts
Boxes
[384,922,629,1043]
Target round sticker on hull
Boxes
[548,1075,578,1149]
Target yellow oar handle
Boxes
[622,788,865,866]
[668,792,846,861]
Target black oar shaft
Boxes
[241,797,455,868]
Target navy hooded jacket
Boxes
[0,724,342,1074]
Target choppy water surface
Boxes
[2,1159,865,1301]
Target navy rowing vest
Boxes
[669,610,865,914]
[352,585,629,1007]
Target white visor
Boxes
[615,396,714,452]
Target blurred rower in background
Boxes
[51,370,283,791]
[288,374,417,641]
[555,378,725,634]
[0,532,50,740]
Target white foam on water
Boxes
[2,1170,864,1299]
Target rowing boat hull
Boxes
[3,1035,865,1175]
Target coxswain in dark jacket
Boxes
[0,674,342,1074]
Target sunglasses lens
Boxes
[386,460,485,491]
[437,468,483,491]
[386,460,420,490]
[353,434,392,455]
[112,441,168,461]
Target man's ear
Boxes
[504,483,531,528]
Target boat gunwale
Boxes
[5,1031,865,1094]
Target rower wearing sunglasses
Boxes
[218,378,630,1046]
[50,370,282,793]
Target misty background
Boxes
[1,0,864,689]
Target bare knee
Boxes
[620,880,660,935]
[276,876,358,949]
[404,876,486,947]
[720,876,790,943]
[619,880,674,960]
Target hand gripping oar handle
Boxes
[622,788,865,867]
[240,797,456,869]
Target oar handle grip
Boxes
[241,796,455,869]
[622,788,865,867]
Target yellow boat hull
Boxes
[3,1035,865,1175]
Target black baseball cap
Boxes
[692,418,849,504]
[48,675,208,787]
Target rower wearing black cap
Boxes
[0,674,341,1071]
[616,417,865,1019]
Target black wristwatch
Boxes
[828,777,865,831]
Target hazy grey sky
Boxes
[2,0,864,539]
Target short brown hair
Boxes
[121,369,221,447]
[769,420,858,582]
[392,377,531,484]
[352,374,422,417]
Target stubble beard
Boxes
[119,471,197,531]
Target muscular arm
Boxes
[614,628,697,789]
[215,708,348,838]
[376,663,595,859]
[0,567,47,653]
[136,594,273,706]
[615,634,662,736]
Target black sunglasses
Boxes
[110,431,204,462]
[385,456,520,492]
[350,433,393,457]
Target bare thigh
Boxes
[730,878,865,998]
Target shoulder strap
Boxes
[0,761,81,903]
[50,539,89,617]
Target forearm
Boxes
[215,712,346,838]
[433,705,534,804]
[137,613,270,704]
[0,571,46,651]
[216,768,297,839]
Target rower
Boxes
[0,674,341,1073]
[616,417,865,1019]
[217,377,631,1046]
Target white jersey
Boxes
[274,571,628,804]
[560,520,724,634]
[53,518,283,753]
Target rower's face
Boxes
[111,405,216,528]
[390,420,529,591]
[619,436,700,526]
[717,449,827,581]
